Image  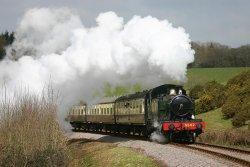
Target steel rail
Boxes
[195,142,250,155]
[171,143,250,167]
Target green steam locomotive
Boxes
[66,84,205,143]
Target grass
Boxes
[69,141,160,167]
[102,67,250,96]
[196,108,250,149]
[185,67,250,89]
[0,92,69,166]
[197,129,250,149]
[196,108,233,131]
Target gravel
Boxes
[67,132,242,167]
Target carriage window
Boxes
[107,108,109,114]
[110,108,113,114]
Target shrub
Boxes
[226,70,250,88]
[202,81,225,107]
[0,93,69,166]
[232,114,246,127]
[221,94,240,119]
[195,94,214,114]
[189,84,203,99]
[222,71,250,127]
[194,81,225,114]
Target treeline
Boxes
[0,31,14,60]
[190,42,250,68]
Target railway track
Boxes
[70,130,250,166]
[171,143,250,166]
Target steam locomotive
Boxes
[66,84,205,143]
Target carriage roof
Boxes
[115,84,184,102]
[97,96,117,104]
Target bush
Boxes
[221,94,240,119]
[226,70,250,88]
[0,93,69,166]
[194,81,225,114]
[222,71,250,127]
[195,94,214,114]
[232,114,246,127]
[203,81,225,107]
[189,84,203,99]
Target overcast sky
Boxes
[0,0,249,47]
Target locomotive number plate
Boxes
[184,123,196,128]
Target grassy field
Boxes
[196,108,248,131]
[185,67,250,89]
[196,108,232,131]
[103,67,250,96]
[69,141,161,167]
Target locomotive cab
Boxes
[149,84,205,143]
[155,87,193,122]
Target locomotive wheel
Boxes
[165,132,173,143]
[189,133,196,143]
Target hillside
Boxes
[196,108,232,131]
[185,67,250,89]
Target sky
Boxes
[0,0,249,47]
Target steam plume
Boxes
[0,8,194,124]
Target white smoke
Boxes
[150,121,167,143]
[0,8,194,125]
[150,131,167,143]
